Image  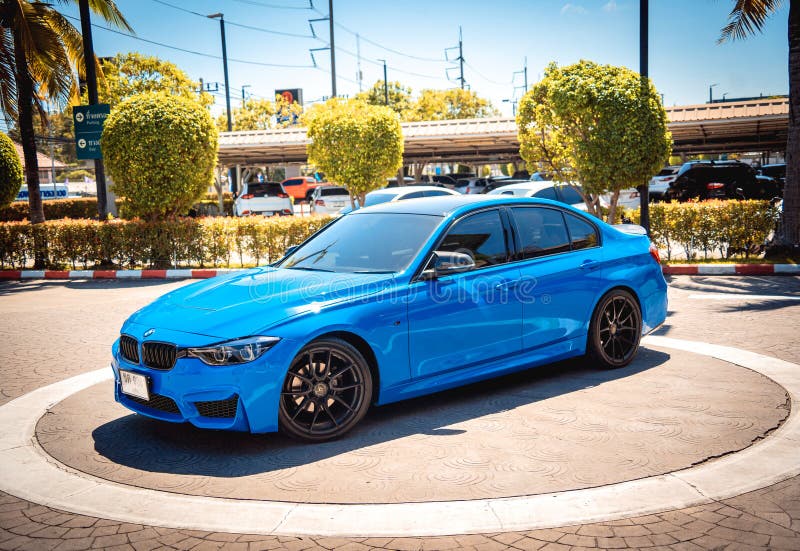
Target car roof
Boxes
[488,181,569,194]
[368,186,457,198]
[350,194,578,217]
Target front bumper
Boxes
[111,326,297,433]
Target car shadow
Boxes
[0,279,191,296]
[92,347,670,478]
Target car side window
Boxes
[438,210,508,269]
[400,191,425,200]
[532,187,558,201]
[424,190,452,197]
[511,207,571,259]
[557,185,584,205]
[564,212,599,250]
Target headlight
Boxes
[185,336,280,366]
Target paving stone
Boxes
[420,537,461,550]
[768,535,800,549]
[93,533,130,548]
[53,538,95,551]
[131,541,162,551]
[507,537,545,551]
[594,537,628,549]
[360,539,392,548]
[575,526,614,538]
[523,530,564,544]
[623,535,653,548]
[30,525,70,539]
[610,525,651,538]
[554,534,594,548]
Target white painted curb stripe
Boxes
[20,270,45,278]
[166,269,194,278]
[775,264,800,274]
[697,264,736,275]
[0,337,797,537]
[688,293,800,301]
[68,270,94,278]
[115,270,142,279]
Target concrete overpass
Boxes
[217,97,788,167]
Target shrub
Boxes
[101,92,218,221]
[0,215,332,270]
[0,198,101,221]
[629,200,779,261]
[0,133,23,210]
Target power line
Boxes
[464,60,511,86]
[229,0,313,10]
[151,0,316,39]
[310,3,445,63]
[63,15,314,69]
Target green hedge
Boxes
[0,216,332,270]
[0,194,235,222]
[629,200,780,261]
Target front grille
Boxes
[142,342,177,370]
[194,395,239,418]
[125,392,181,415]
[119,335,139,364]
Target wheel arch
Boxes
[588,284,643,333]
[315,330,381,404]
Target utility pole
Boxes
[638,0,650,234]
[329,0,336,97]
[207,13,232,132]
[241,84,251,107]
[524,56,528,93]
[78,0,108,219]
[379,59,388,105]
[459,26,465,89]
[356,34,363,92]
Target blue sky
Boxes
[54,0,789,118]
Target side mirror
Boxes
[421,251,475,279]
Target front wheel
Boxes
[588,289,642,369]
[278,338,372,442]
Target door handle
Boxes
[495,280,518,290]
[580,259,600,271]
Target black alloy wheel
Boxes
[278,338,372,442]
[588,289,642,369]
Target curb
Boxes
[662,264,800,275]
[0,269,236,280]
[0,264,797,280]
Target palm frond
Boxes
[719,0,784,43]
[51,0,133,33]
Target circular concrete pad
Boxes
[37,346,789,504]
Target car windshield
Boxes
[280,213,442,273]
[363,193,396,207]
[246,183,283,197]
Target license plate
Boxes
[331,201,345,207]
[120,370,149,400]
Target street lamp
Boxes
[709,83,718,104]
[208,13,232,132]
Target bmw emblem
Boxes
[143,328,155,338]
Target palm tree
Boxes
[0,0,130,225]
[720,0,799,254]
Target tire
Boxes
[278,338,372,442]
[587,289,642,369]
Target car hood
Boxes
[126,268,395,340]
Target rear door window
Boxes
[511,207,571,259]
[557,185,584,205]
[282,179,302,186]
[564,213,599,250]
[400,191,425,200]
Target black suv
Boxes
[666,161,782,202]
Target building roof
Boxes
[13,142,67,170]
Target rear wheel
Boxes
[278,338,372,442]
[588,289,642,369]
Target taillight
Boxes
[277,193,288,198]
[649,243,661,264]
[707,182,725,190]
[315,199,325,206]
[241,210,251,215]
[281,209,292,215]
[241,194,254,199]
[663,176,675,183]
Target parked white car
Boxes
[234,182,293,217]
[608,166,683,210]
[487,182,603,211]
[339,185,460,215]
[310,185,351,215]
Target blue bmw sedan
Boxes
[112,196,667,442]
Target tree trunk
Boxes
[778,1,800,249]
[13,30,45,226]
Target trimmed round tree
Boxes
[101,92,218,220]
[0,132,24,209]
[517,60,671,222]
[305,98,403,206]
